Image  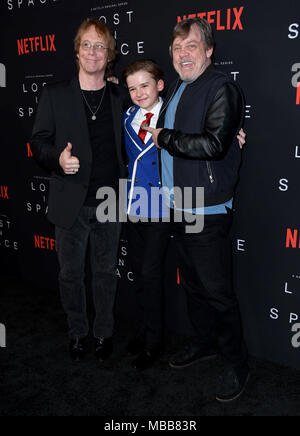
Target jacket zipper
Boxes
[206,162,215,184]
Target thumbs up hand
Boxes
[59,142,80,175]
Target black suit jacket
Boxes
[31,77,130,229]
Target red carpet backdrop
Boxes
[0,0,299,369]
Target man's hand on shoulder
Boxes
[143,126,164,149]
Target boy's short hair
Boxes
[123,60,164,83]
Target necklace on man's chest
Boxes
[81,85,106,121]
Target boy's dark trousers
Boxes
[126,220,171,346]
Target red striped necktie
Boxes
[138,112,154,145]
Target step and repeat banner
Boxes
[0,0,299,369]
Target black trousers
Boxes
[55,206,121,340]
[173,211,248,369]
[126,220,172,345]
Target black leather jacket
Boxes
[157,66,245,207]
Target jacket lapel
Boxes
[109,82,126,168]
[124,106,143,152]
[144,135,154,148]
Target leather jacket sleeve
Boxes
[157,82,244,161]
[30,86,61,172]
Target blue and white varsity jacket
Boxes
[123,104,168,219]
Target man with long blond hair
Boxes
[31,18,130,362]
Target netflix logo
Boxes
[17,34,56,56]
[297,84,300,106]
[177,6,245,30]
[34,235,57,251]
[286,228,300,248]
[27,143,33,158]
[0,186,9,200]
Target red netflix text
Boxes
[34,235,57,251]
[0,186,9,200]
[27,143,33,158]
[17,34,56,56]
[178,6,245,31]
[286,228,300,248]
